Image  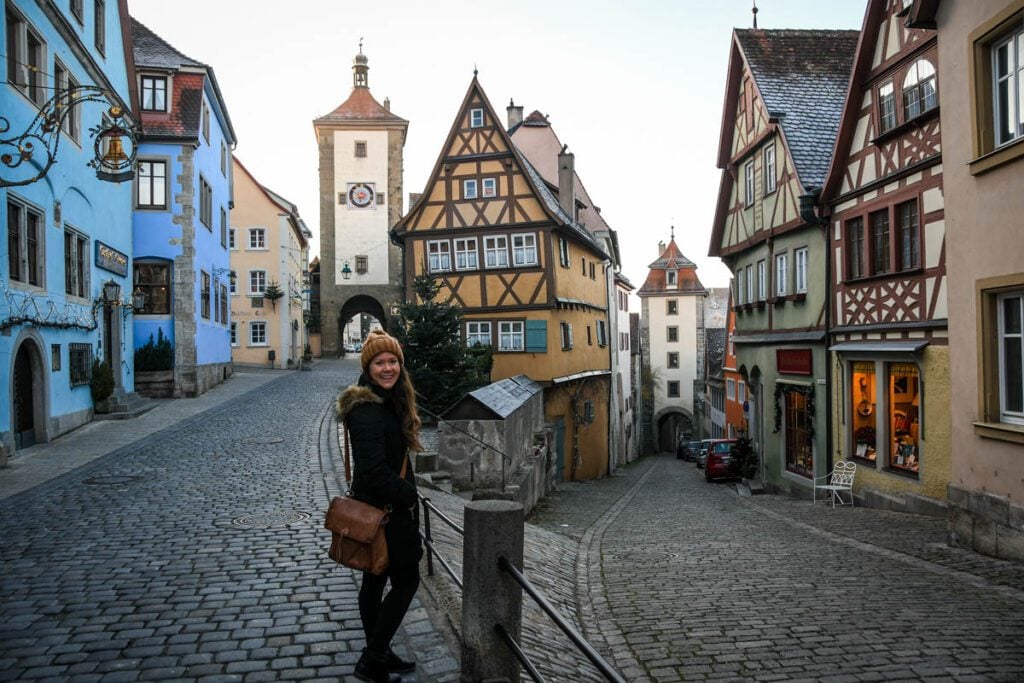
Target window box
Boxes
[742,303,754,311]
[768,296,782,306]
[756,300,766,310]
[789,292,807,303]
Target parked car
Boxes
[677,440,701,461]
[705,439,739,482]
[696,439,715,469]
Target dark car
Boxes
[705,439,739,481]
[677,440,701,461]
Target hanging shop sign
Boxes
[776,348,812,375]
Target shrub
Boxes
[90,358,115,403]
[728,430,759,480]
[134,329,174,371]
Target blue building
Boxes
[1,0,137,462]
[129,18,236,397]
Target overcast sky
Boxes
[127,0,865,291]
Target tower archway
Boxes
[654,406,694,454]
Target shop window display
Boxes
[851,362,877,462]
[888,363,920,473]
[784,390,813,476]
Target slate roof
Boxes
[735,29,859,190]
[441,375,542,420]
[706,327,727,381]
[131,18,204,69]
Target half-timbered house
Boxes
[822,0,949,513]
[391,78,613,481]
[709,29,858,495]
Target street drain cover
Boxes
[83,475,143,486]
[240,437,285,445]
[231,511,311,528]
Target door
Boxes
[13,343,36,449]
[553,417,565,481]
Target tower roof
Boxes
[638,236,705,296]
[314,48,407,126]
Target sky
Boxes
[127,0,866,292]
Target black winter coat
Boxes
[336,377,422,568]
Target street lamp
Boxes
[341,262,352,280]
[102,279,121,306]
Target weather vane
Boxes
[359,36,364,53]
[752,0,759,29]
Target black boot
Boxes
[386,647,416,673]
[354,649,401,683]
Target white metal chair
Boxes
[812,460,857,508]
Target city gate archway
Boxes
[654,407,694,454]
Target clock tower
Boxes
[313,46,407,355]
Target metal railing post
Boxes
[421,497,435,577]
[461,500,524,682]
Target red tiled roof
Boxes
[638,238,706,295]
[315,88,407,125]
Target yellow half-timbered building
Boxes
[392,77,613,481]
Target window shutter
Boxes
[525,320,547,352]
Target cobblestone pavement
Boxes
[530,453,1024,682]
[0,358,458,682]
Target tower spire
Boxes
[353,41,369,89]
[670,225,675,241]
[752,0,759,29]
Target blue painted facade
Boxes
[1,0,137,459]
[130,18,235,397]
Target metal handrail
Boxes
[495,624,545,683]
[498,556,626,683]
[419,495,463,588]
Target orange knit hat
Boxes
[360,329,404,372]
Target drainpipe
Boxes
[798,189,832,474]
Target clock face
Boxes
[348,183,375,208]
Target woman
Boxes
[336,329,423,683]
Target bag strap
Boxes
[343,424,410,490]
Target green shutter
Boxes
[525,320,547,352]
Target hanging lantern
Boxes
[90,106,138,183]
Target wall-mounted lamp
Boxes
[132,287,146,312]
[341,262,352,280]
[102,279,122,306]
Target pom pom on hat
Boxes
[360,329,404,372]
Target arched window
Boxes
[902,59,937,120]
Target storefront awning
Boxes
[829,340,930,353]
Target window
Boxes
[993,26,1024,147]
[878,81,896,132]
[560,322,574,350]
[667,352,680,369]
[482,178,497,198]
[463,179,478,200]
[249,228,266,250]
[133,261,170,314]
[784,388,813,477]
[219,283,228,323]
[427,240,452,272]
[512,233,537,266]
[484,236,508,268]
[667,381,680,398]
[137,160,167,209]
[355,255,368,274]
[589,262,595,280]
[93,0,104,54]
[200,271,210,319]
[466,321,491,347]
[199,176,213,229]
[221,142,227,176]
[795,247,808,294]
[51,344,60,372]
[887,363,921,473]
[998,292,1024,424]
[220,208,227,248]
[897,201,920,270]
[736,268,744,305]
[7,197,44,287]
[667,300,678,315]
[727,378,736,400]
[54,60,80,141]
[229,228,236,250]
[498,321,524,351]
[667,270,677,287]
[763,145,776,195]
[69,343,91,387]
[738,380,746,402]
[454,237,478,270]
[871,209,891,274]
[63,226,88,298]
[774,253,788,297]
[558,237,570,267]
[744,159,754,206]
[902,59,937,121]
[470,108,484,128]
[355,141,367,158]
[757,259,766,300]
[745,264,753,302]
[249,321,267,346]
[230,322,238,346]
[70,0,82,22]
[140,75,167,111]
[6,6,46,105]
[202,101,210,143]
[249,270,267,295]
[596,320,608,347]
[848,217,865,279]
[667,326,678,343]
[229,274,236,295]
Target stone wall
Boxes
[948,485,1024,563]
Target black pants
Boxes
[359,560,420,654]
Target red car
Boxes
[704,439,738,482]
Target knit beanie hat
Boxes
[360,329,404,373]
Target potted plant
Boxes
[90,358,115,413]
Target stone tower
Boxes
[313,46,407,355]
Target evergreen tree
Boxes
[394,274,492,419]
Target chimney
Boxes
[658,241,666,256]
[558,145,575,220]
[507,98,524,129]
[383,97,391,112]
[409,192,422,207]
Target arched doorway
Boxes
[654,407,693,454]
[11,339,45,450]
[337,295,389,354]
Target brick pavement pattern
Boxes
[0,359,457,682]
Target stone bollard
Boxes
[461,499,524,683]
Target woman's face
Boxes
[368,352,401,390]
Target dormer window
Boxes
[470,108,484,128]
[878,81,896,132]
[667,270,678,288]
[141,75,167,111]
[902,59,937,120]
